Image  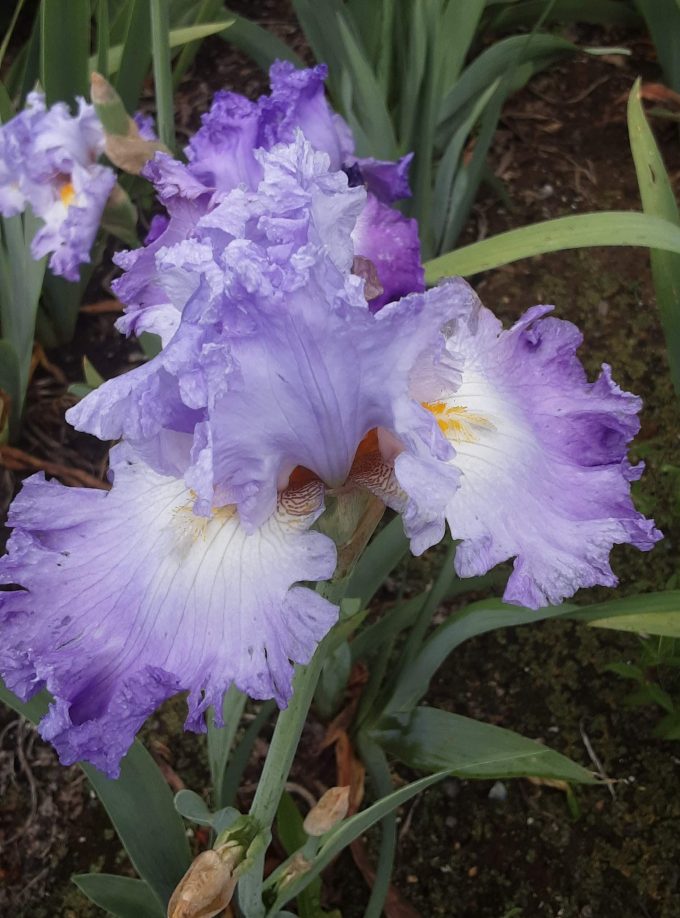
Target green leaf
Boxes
[0,0,28,73]
[111,0,151,112]
[172,0,224,87]
[386,599,571,712]
[0,677,189,908]
[73,874,164,918]
[355,735,396,918]
[316,640,352,721]
[207,684,246,809]
[0,211,46,415]
[40,0,90,107]
[267,771,450,912]
[0,339,21,438]
[604,661,646,682]
[489,0,642,31]
[221,10,301,72]
[0,678,50,724]
[83,356,105,388]
[96,0,111,78]
[5,13,40,105]
[174,789,213,825]
[0,80,12,123]
[437,34,578,141]
[219,701,276,808]
[345,515,409,608]
[40,267,91,345]
[333,10,397,159]
[570,590,680,637]
[439,0,486,91]
[150,0,175,149]
[653,710,680,739]
[139,331,162,359]
[424,212,680,281]
[83,745,192,906]
[627,78,680,392]
[373,708,595,783]
[634,0,680,91]
[101,20,235,79]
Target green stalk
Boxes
[356,734,396,918]
[207,685,247,809]
[237,579,349,916]
[400,541,457,668]
[150,0,175,150]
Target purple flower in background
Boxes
[0,92,115,280]
[133,111,157,141]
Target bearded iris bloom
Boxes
[0,92,115,281]
[0,130,660,776]
[116,61,423,340]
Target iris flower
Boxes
[0,136,659,777]
[0,91,115,280]
[118,61,423,340]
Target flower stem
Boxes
[237,579,348,916]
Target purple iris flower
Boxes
[122,61,423,327]
[0,137,475,775]
[0,138,660,776]
[0,92,115,281]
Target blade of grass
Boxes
[113,0,152,112]
[424,211,680,280]
[172,0,221,87]
[150,0,175,149]
[634,0,680,90]
[0,0,27,72]
[40,0,90,107]
[220,10,301,71]
[627,77,680,392]
[355,735,397,918]
[99,21,234,76]
[96,0,111,78]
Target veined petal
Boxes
[430,304,662,608]
[0,445,337,776]
[203,280,477,531]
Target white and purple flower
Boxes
[0,91,115,281]
[0,116,660,776]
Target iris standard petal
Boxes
[351,193,425,312]
[426,304,662,608]
[0,445,337,776]
[261,61,355,169]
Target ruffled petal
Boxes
[351,193,425,311]
[0,92,115,278]
[67,137,366,463]
[429,304,662,608]
[0,445,337,776]
[260,61,354,169]
[186,91,263,192]
[351,153,414,203]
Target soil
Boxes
[1,7,679,918]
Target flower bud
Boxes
[303,785,350,837]
[90,72,168,174]
[167,849,237,918]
